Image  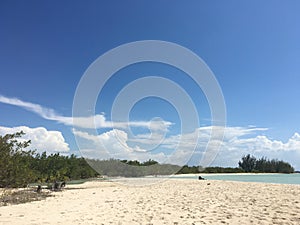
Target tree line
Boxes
[87,158,180,177]
[176,165,245,174]
[177,154,294,174]
[0,132,98,188]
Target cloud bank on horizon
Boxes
[1,95,300,169]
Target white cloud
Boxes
[73,126,300,169]
[210,133,300,169]
[0,126,69,154]
[0,95,172,131]
[73,128,168,163]
[0,95,58,120]
[1,95,299,169]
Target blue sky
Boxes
[0,1,300,169]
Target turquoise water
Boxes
[177,174,300,185]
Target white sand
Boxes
[0,179,300,224]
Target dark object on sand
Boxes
[36,185,42,193]
[52,181,66,191]
[61,181,66,188]
[53,181,59,190]
[198,176,205,180]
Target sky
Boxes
[0,1,300,170]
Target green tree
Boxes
[0,131,36,187]
[239,155,294,173]
[238,154,256,172]
[141,159,158,166]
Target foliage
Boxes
[32,153,98,183]
[0,131,36,187]
[120,159,158,166]
[238,154,294,173]
[0,132,98,188]
[176,165,201,174]
[238,154,256,172]
[88,158,180,177]
[175,166,244,174]
[202,167,244,173]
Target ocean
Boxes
[176,173,300,185]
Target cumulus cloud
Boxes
[210,133,300,169]
[73,128,168,163]
[73,126,300,169]
[0,126,69,153]
[72,126,259,166]
[0,95,172,131]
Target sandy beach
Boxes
[1,179,300,225]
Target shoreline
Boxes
[173,172,296,177]
[173,173,300,186]
[109,173,300,187]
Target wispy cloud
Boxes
[0,95,172,131]
[0,95,59,121]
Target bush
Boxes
[0,132,98,188]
